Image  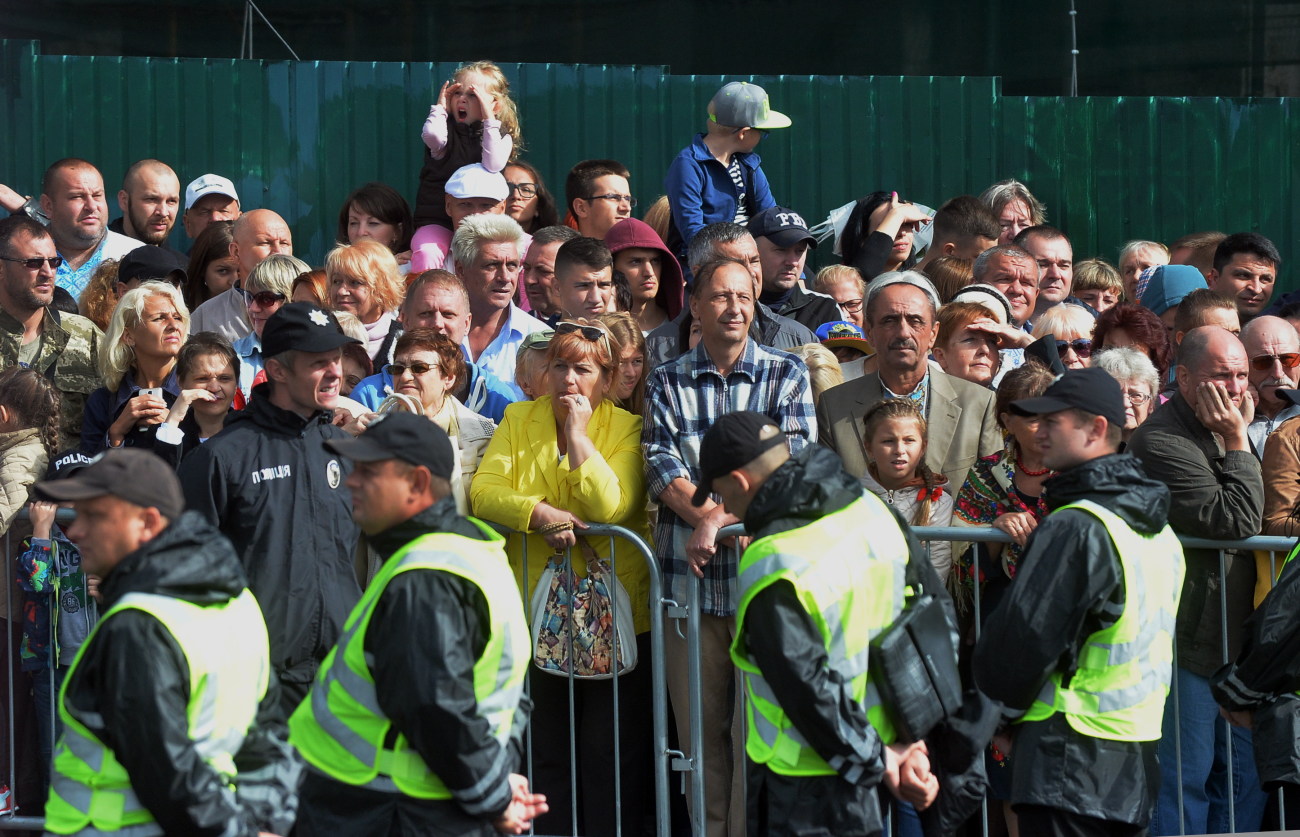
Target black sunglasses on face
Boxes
[240,288,286,308]
[0,255,63,270]
[1055,338,1093,358]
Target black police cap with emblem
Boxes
[261,302,360,360]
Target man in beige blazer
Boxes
[816,271,1002,488]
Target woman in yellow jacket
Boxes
[470,318,653,837]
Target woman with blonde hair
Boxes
[1031,303,1095,369]
[81,281,189,453]
[600,311,648,415]
[788,343,844,404]
[326,238,406,366]
[471,317,653,837]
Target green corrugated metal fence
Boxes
[2,39,1296,286]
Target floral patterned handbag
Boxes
[529,541,638,679]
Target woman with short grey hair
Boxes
[1093,346,1161,445]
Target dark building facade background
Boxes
[7,0,1300,98]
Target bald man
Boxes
[40,158,143,299]
[1242,315,1300,458]
[111,160,182,251]
[189,209,295,341]
[1129,325,1268,834]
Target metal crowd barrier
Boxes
[490,521,703,837]
[717,521,1299,837]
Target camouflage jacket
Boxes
[0,306,103,450]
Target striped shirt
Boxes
[643,338,815,615]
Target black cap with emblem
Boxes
[261,302,360,359]
[324,412,455,480]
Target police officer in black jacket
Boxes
[179,302,363,715]
[289,413,545,835]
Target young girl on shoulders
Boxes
[414,60,523,230]
[859,399,954,580]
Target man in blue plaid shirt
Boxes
[643,256,814,837]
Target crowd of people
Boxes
[2,64,1300,837]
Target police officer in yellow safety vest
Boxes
[974,367,1185,837]
[691,411,939,837]
[34,448,298,836]
[289,413,547,835]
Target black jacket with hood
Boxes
[297,498,530,833]
[739,445,952,836]
[178,384,362,711]
[59,511,299,836]
[973,453,1173,826]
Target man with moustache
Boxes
[181,174,242,241]
[1240,315,1300,457]
[816,271,1002,488]
[39,158,143,300]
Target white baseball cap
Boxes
[184,174,240,211]
[445,164,508,202]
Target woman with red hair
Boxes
[1093,302,1173,382]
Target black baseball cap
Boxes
[34,448,185,520]
[324,412,455,480]
[45,449,93,481]
[118,247,187,286]
[1010,367,1126,427]
[691,411,788,506]
[261,302,360,359]
[747,206,817,249]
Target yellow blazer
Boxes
[470,396,654,633]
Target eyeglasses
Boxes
[839,298,864,313]
[507,182,538,199]
[0,255,63,270]
[585,193,637,208]
[731,127,771,137]
[1251,353,1300,371]
[387,362,436,376]
[1124,390,1153,406]
[239,288,286,308]
[1055,338,1093,358]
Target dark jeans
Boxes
[1,622,40,815]
[30,665,66,807]
[1016,805,1148,837]
[529,632,653,837]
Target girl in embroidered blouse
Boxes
[859,398,953,580]
[952,361,1057,609]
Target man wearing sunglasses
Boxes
[0,215,103,448]
[1241,315,1300,458]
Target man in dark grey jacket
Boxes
[644,222,814,369]
[1128,325,1268,834]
